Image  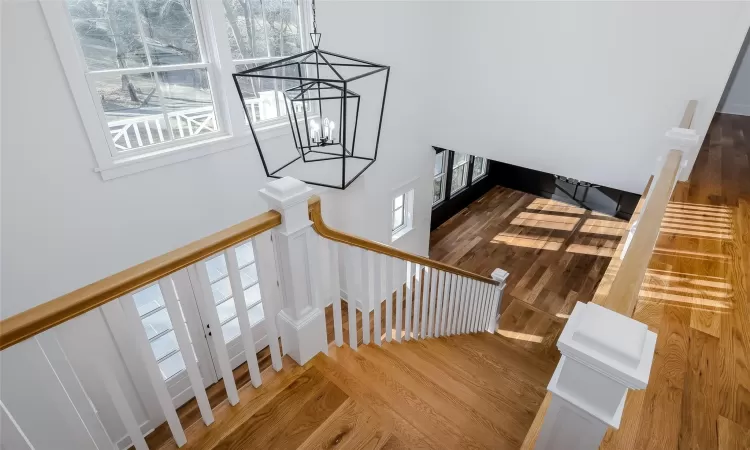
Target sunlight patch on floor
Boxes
[497,329,544,343]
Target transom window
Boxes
[54,0,308,177]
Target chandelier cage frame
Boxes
[233,47,390,190]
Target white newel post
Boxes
[259,177,328,366]
[535,302,657,450]
[488,268,509,332]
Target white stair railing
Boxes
[307,194,509,349]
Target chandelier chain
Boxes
[312,0,317,34]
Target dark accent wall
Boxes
[430,148,642,230]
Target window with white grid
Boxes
[433,151,447,205]
[52,0,308,177]
[472,156,488,182]
[450,152,470,194]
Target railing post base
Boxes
[535,301,656,450]
[260,177,328,366]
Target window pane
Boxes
[236,243,255,267]
[240,263,258,289]
[95,72,171,152]
[223,0,269,60]
[205,255,228,283]
[137,0,201,66]
[453,152,468,167]
[142,308,171,340]
[434,152,445,176]
[210,277,232,304]
[158,351,186,380]
[473,157,487,180]
[216,298,238,324]
[222,317,240,342]
[393,207,404,230]
[235,64,282,123]
[158,69,218,140]
[150,330,178,361]
[265,0,301,57]
[133,284,165,316]
[394,194,404,210]
[66,0,146,71]
[244,283,262,307]
[451,164,468,194]
[248,302,264,326]
[433,175,444,204]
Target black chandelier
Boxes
[233,0,390,189]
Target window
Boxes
[203,242,264,343]
[450,152,470,194]
[50,0,307,178]
[224,0,305,125]
[472,156,488,182]
[392,189,415,241]
[433,151,448,205]
[392,193,406,233]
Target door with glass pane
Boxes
[110,240,270,410]
[191,241,268,371]
[127,271,217,406]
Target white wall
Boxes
[719,29,750,116]
[323,1,750,194]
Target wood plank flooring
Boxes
[521,113,750,449]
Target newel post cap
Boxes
[491,268,509,287]
[557,302,657,390]
[259,177,314,210]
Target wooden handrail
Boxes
[599,149,682,317]
[308,196,499,286]
[680,99,698,129]
[0,211,282,351]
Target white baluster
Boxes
[481,283,492,331]
[145,120,154,144]
[427,268,438,337]
[373,254,383,346]
[0,401,34,450]
[329,240,344,347]
[123,125,132,148]
[252,233,283,370]
[225,247,262,388]
[434,271,445,337]
[133,122,143,147]
[385,256,394,342]
[461,278,472,333]
[159,277,214,425]
[156,119,165,142]
[176,115,185,137]
[404,262,413,341]
[120,294,187,447]
[443,274,456,336]
[468,280,479,333]
[413,264,422,338]
[452,277,463,335]
[345,246,359,350]
[360,250,371,345]
[394,259,403,342]
[193,262,239,405]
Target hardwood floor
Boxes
[598,113,750,449]
[429,184,626,356]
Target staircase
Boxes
[152,310,557,450]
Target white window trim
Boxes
[41,0,310,181]
[450,153,470,195]
[391,178,419,243]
